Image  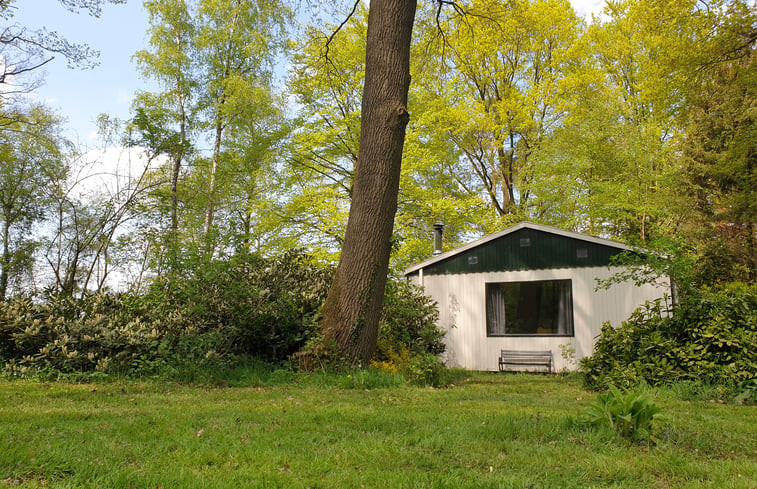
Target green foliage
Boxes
[734,379,757,405]
[0,104,68,301]
[582,282,757,390]
[0,250,330,376]
[0,292,184,376]
[0,251,449,382]
[372,278,447,386]
[156,249,333,362]
[378,278,445,358]
[584,385,662,442]
[296,277,448,386]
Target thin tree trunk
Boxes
[170,89,187,233]
[319,0,417,365]
[0,216,10,301]
[204,114,224,234]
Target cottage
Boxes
[404,222,670,372]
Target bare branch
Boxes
[322,0,361,67]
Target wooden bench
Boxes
[498,350,553,373]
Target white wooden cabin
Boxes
[404,222,669,372]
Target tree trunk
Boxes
[203,114,224,235]
[319,0,417,365]
[170,87,188,233]
[0,216,10,301]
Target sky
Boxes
[11,0,608,146]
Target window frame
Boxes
[485,278,575,337]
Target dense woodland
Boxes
[0,0,755,382]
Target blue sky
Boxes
[12,0,606,146]
[13,0,151,145]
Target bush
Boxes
[1,252,449,382]
[0,292,186,376]
[0,250,334,377]
[377,278,445,358]
[152,249,333,362]
[370,278,447,385]
[734,379,757,405]
[581,282,757,390]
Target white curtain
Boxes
[556,281,573,335]
[486,285,506,335]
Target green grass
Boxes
[1,372,755,488]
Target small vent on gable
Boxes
[576,248,588,259]
[519,238,531,247]
[468,256,479,265]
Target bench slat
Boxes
[498,349,553,373]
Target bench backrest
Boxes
[500,350,552,358]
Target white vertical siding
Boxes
[418,267,668,371]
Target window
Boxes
[486,279,574,336]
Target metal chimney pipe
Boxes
[432,222,444,256]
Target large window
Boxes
[486,279,574,336]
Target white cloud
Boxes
[70,145,166,203]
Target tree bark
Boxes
[0,215,10,301]
[319,0,417,365]
[170,82,188,233]
[204,111,224,234]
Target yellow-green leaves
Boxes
[413,0,584,220]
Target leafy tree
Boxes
[0,104,68,300]
[676,0,756,283]
[133,0,196,236]
[523,0,724,243]
[283,6,367,256]
[133,0,290,262]
[194,0,290,236]
[414,0,583,221]
[285,5,491,268]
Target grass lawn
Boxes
[1,372,755,488]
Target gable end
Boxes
[422,228,633,275]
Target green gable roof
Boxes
[404,222,639,276]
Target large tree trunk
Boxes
[319,0,417,365]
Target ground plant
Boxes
[0,373,754,488]
[583,384,661,442]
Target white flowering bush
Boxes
[0,250,334,377]
[0,293,187,376]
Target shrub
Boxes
[377,278,445,357]
[152,249,333,362]
[0,292,188,376]
[1,252,449,382]
[582,282,757,390]
[371,278,447,385]
[0,250,334,377]
[734,379,757,405]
